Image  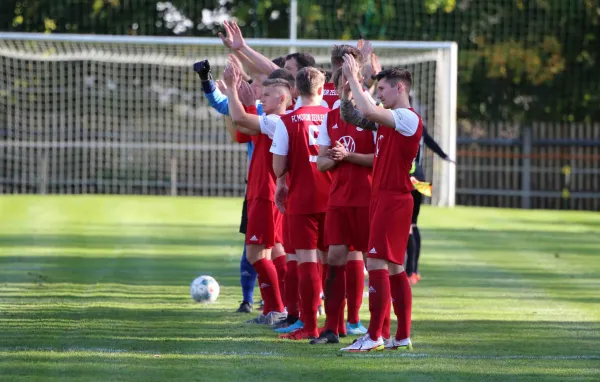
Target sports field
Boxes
[0,196,599,381]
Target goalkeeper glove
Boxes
[193,60,212,82]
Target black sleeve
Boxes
[423,127,449,160]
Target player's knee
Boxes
[348,250,363,261]
[366,258,388,271]
[389,263,405,275]
[246,244,268,264]
[328,245,349,266]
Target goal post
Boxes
[0,32,457,206]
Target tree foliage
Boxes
[1,0,599,123]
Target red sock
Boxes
[367,269,390,341]
[253,258,284,314]
[284,260,299,317]
[299,262,320,337]
[273,255,287,304]
[338,298,347,335]
[346,260,364,324]
[390,272,412,340]
[324,265,346,335]
[316,261,323,296]
[321,263,329,297]
[382,299,391,339]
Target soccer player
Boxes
[310,68,375,345]
[338,55,422,352]
[270,67,332,340]
[223,64,292,326]
[194,59,258,313]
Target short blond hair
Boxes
[295,67,325,97]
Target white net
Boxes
[0,34,455,204]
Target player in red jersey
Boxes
[338,55,422,352]
[309,68,376,345]
[270,67,332,340]
[223,64,293,326]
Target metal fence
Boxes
[456,122,600,211]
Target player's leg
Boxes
[237,244,257,313]
[345,206,370,335]
[275,216,303,333]
[272,243,287,303]
[310,244,347,344]
[387,262,413,350]
[411,189,423,281]
[245,199,286,325]
[280,213,321,340]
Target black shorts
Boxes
[239,197,248,234]
[411,189,422,224]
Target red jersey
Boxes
[372,108,423,195]
[270,105,332,214]
[322,82,340,110]
[246,114,282,201]
[317,108,375,207]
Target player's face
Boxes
[336,81,351,100]
[377,79,399,109]
[261,86,286,114]
[284,58,299,76]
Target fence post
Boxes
[289,0,298,53]
[521,126,532,209]
[38,151,48,195]
[170,157,177,196]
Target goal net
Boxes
[0,33,456,206]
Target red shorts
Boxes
[367,193,413,265]
[325,206,370,252]
[245,199,283,248]
[287,213,328,252]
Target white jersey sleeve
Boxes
[391,108,420,136]
[269,119,289,156]
[259,114,281,139]
[316,113,331,147]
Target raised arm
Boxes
[223,65,261,133]
[220,21,279,77]
[342,54,395,128]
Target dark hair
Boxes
[285,52,316,70]
[375,68,413,92]
[330,44,363,68]
[321,69,332,83]
[272,56,286,68]
[267,68,295,88]
[295,67,325,96]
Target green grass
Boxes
[1,196,599,381]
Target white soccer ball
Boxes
[190,275,220,303]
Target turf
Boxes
[0,196,599,381]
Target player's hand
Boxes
[339,73,352,100]
[445,157,456,164]
[238,80,256,106]
[193,60,212,81]
[371,53,382,77]
[275,183,288,214]
[327,141,349,161]
[357,39,373,61]
[222,65,235,87]
[219,20,245,50]
[215,80,227,93]
[342,54,360,79]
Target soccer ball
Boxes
[190,275,220,303]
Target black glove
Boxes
[193,60,212,81]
